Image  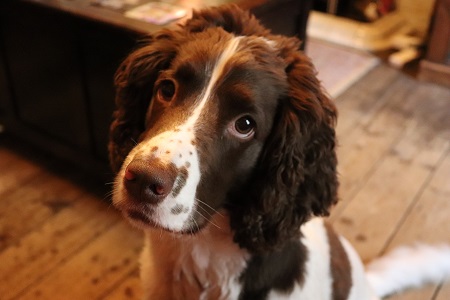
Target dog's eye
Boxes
[228,115,256,140]
[157,80,176,102]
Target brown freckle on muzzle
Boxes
[171,204,186,215]
[171,166,189,197]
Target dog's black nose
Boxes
[124,159,177,204]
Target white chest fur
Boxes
[140,213,249,300]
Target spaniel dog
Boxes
[109,5,450,299]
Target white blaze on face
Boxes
[118,36,242,232]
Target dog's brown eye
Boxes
[157,80,176,102]
[228,115,256,140]
[235,117,254,134]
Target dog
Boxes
[109,5,450,299]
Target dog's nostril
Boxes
[123,159,177,204]
[124,168,136,181]
[150,183,166,196]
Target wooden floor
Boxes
[1,64,449,300]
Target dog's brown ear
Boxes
[109,32,178,173]
[231,43,338,253]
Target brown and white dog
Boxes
[109,5,450,299]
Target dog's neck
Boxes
[141,212,250,299]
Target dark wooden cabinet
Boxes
[79,21,138,160]
[2,3,91,151]
[419,0,450,86]
[0,36,13,126]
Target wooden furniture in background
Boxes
[419,0,450,86]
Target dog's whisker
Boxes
[196,203,214,217]
[130,137,138,146]
[190,215,200,234]
[195,210,221,230]
[103,192,112,202]
[106,202,115,212]
[196,198,224,217]
[103,192,117,212]
[103,189,116,200]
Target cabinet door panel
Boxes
[2,3,91,151]
[80,21,139,161]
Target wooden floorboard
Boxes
[100,269,142,300]
[0,64,449,299]
[331,68,419,220]
[17,221,141,300]
[0,172,86,253]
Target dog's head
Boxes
[110,5,338,253]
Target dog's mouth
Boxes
[124,208,207,235]
[125,209,161,230]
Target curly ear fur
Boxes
[108,32,179,173]
[230,45,338,253]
